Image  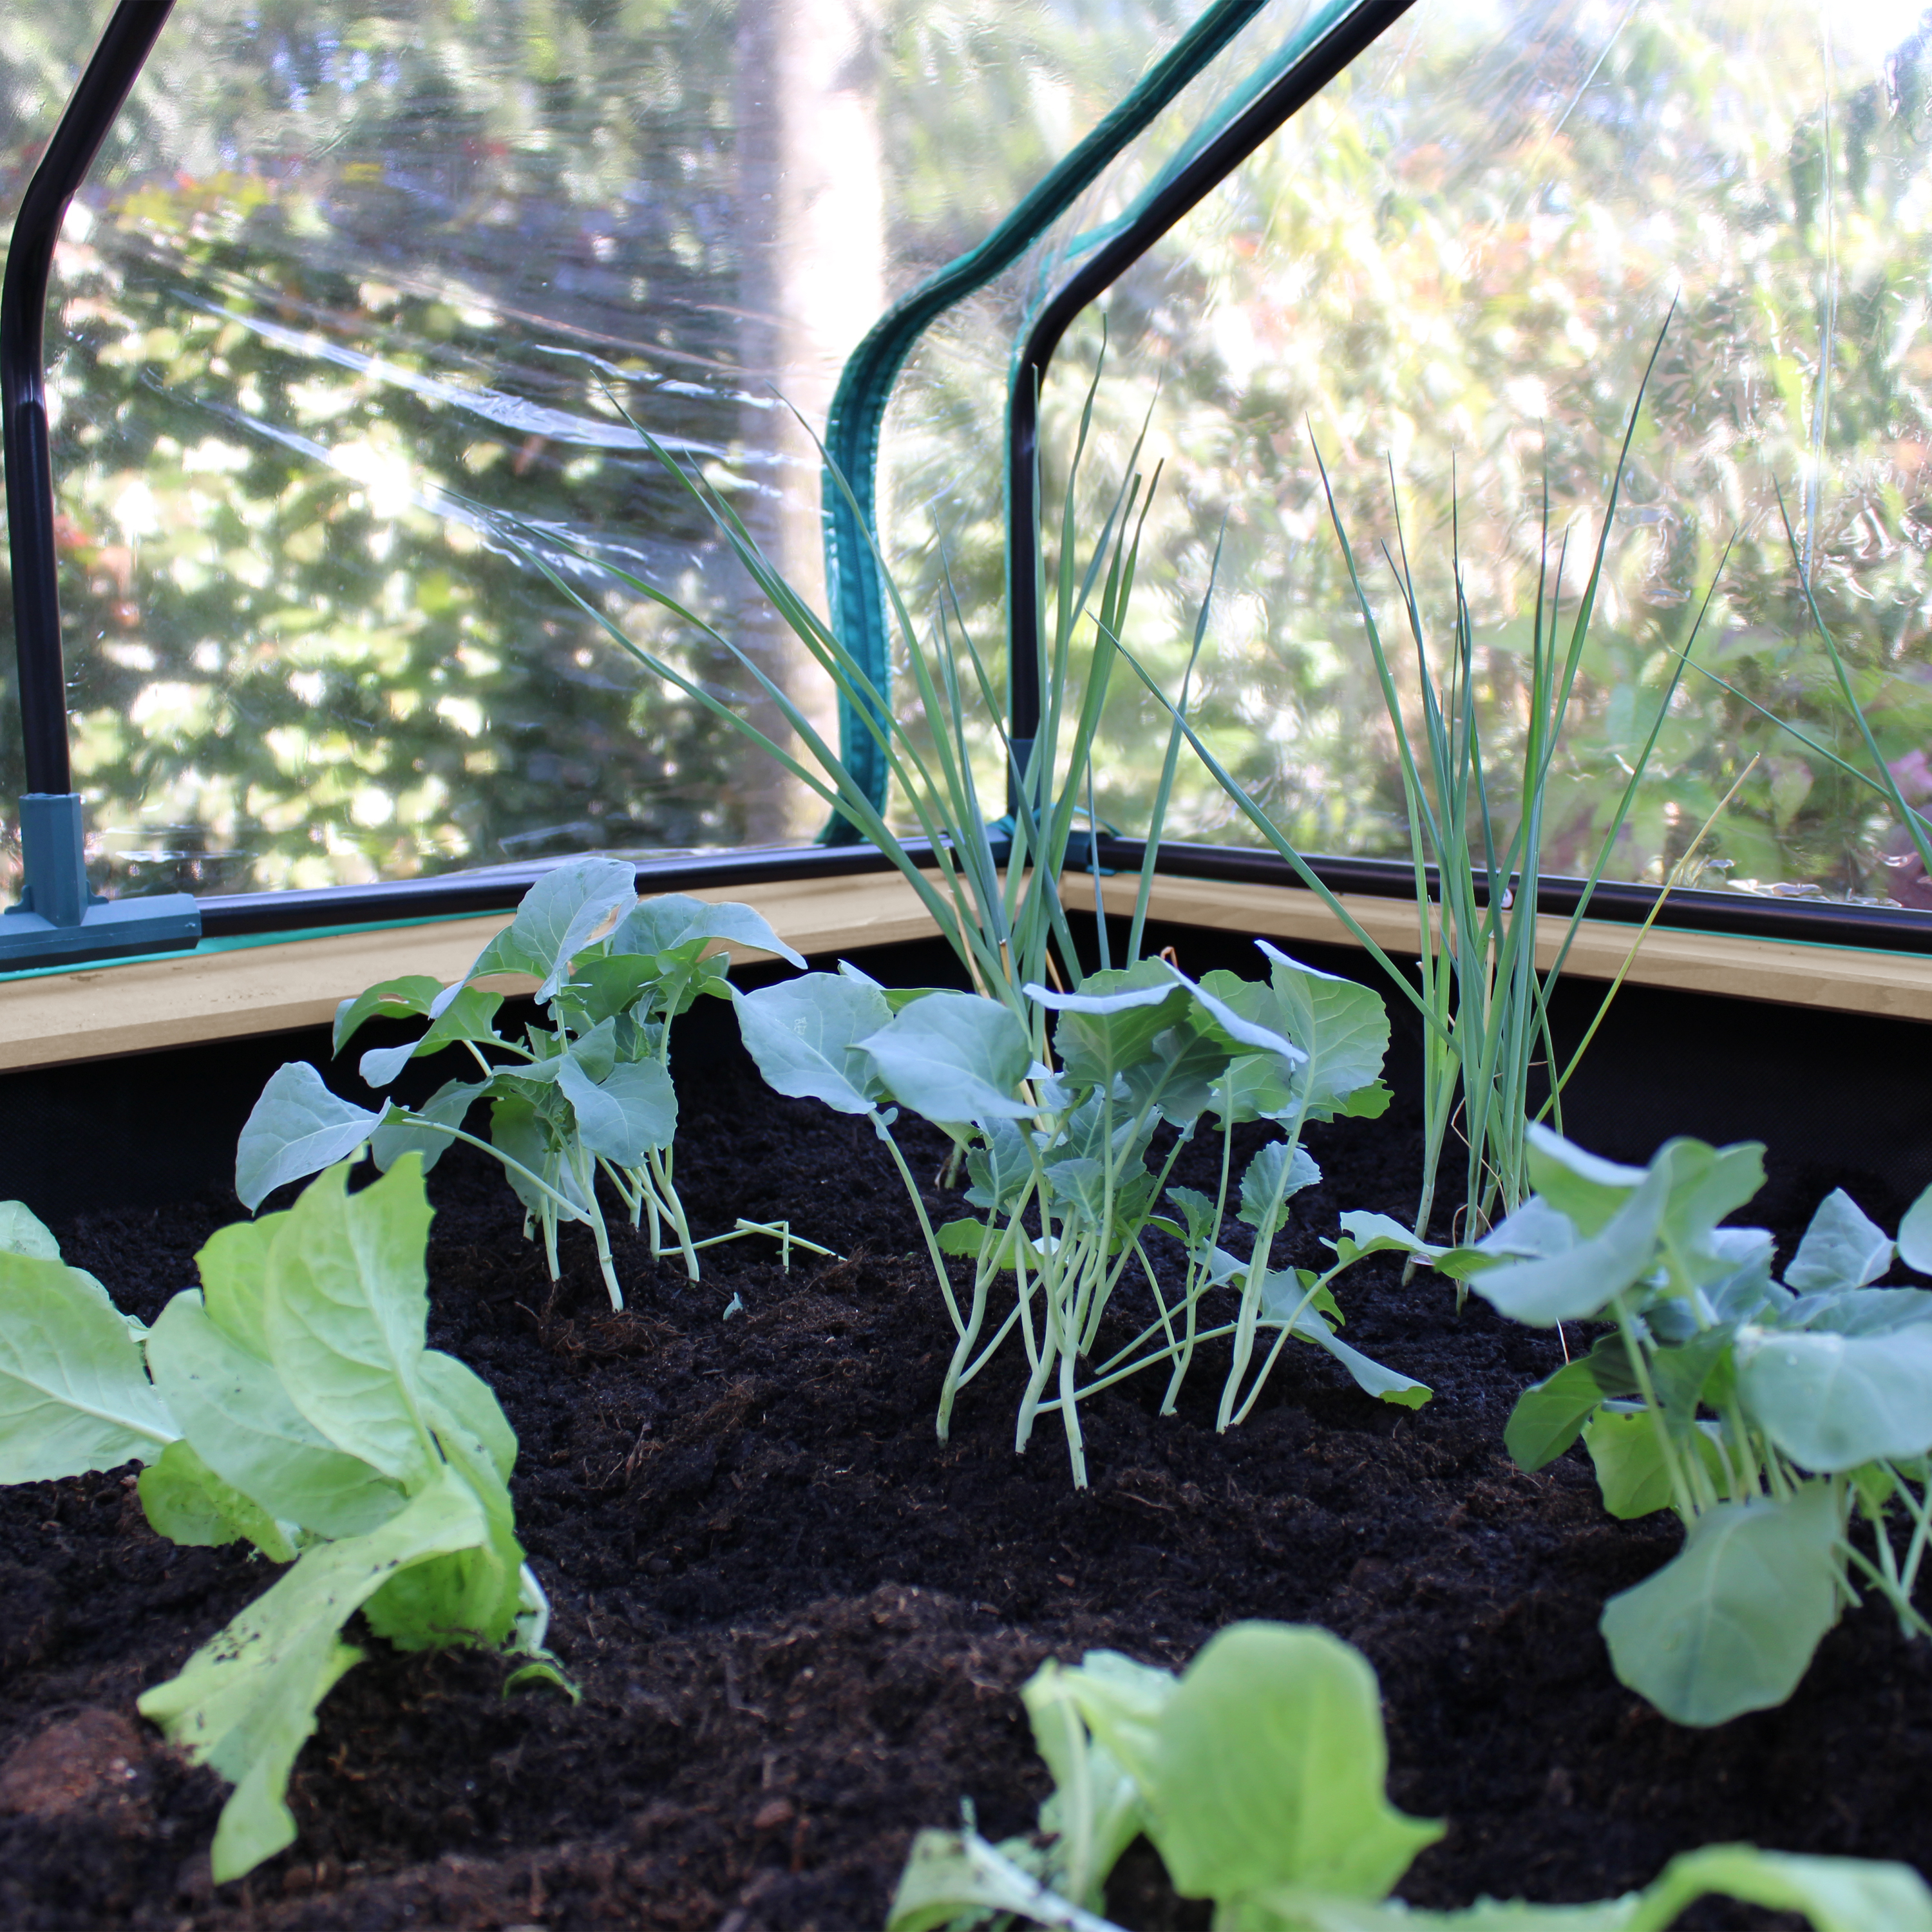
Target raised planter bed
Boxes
[1,889,1929,1931]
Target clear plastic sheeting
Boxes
[1001,0,1932,911]
[0,0,1238,900]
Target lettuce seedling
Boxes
[887,1620,1932,1932]
[237,857,805,1308]
[1446,1124,1932,1727]
[736,942,1427,1488]
[0,1162,561,1883]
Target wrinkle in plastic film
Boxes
[975,0,1932,914]
[0,0,1240,900]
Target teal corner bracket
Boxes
[0,793,200,968]
[1,0,200,969]
[815,0,1274,842]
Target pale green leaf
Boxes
[145,1289,406,1538]
[1253,941,1392,1119]
[733,973,891,1115]
[556,1054,677,1162]
[1784,1188,1894,1294]
[1899,1183,1932,1276]
[0,1251,177,1482]
[236,1063,380,1212]
[138,1439,296,1562]
[1146,1623,1442,1902]
[1737,1322,1932,1471]
[138,1466,488,1883]
[861,992,1034,1122]
[1472,1163,1669,1326]
[0,1202,61,1262]
[1522,1126,1648,1235]
[419,1351,517,1484]
[261,1160,437,1486]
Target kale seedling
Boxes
[236,857,809,1308]
[1444,1124,1932,1726]
[887,1620,1932,1932]
[736,942,1429,1488]
[0,1160,562,1884]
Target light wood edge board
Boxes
[0,870,936,1074]
[1087,871,1932,1025]
[3,863,1927,1074]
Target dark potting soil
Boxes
[3,1040,1930,1932]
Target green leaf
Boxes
[1899,1182,1932,1275]
[1030,960,1193,1090]
[732,973,891,1115]
[554,952,658,1027]
[1584,1411,1733,1519]
[261,1160,438,1487]
[1122,1018,1237,1126]
[195,1216,281,1359]
[1471,1162,1669,1326]
[1145,1622,1443,1903]
[506,857,639,999]
[1294,1316,1432,1410]
[1021,1657,1150,1911]
[331,975,442,1056]
[1168,965,1307,1075]
[0,1251,178,1482]
[138,1466,489,1883]
[1736,1322,1932,1472]
[489,1095,591,1224]
[138,1439,296,1562]
[1045,1649,1178,1799]
[145,1289,406,1539]
[966,1119,1034,1214]
[609,893,806,969]
[0,1201,61,1262]
[1599,1483,1841,1725]
[1652,1139,1767,1278]
[1785,1188,1893,1294]
[1649,1844,1932,1932]
[358,986,503,1090]
[1238,1142,1321,1229]
[236,1063,381,1212]
[419,1352,516,1483]
[861,993,1034,1123]
[1253,942,1392,1121]
[1522,1126,1649,1235]
[372,1079,490,1175]
[1504,1358,1605,1471]
[886,1829,1110,1932]
[556,1054,677,1163]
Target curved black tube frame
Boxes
[3,0,179,797]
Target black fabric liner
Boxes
[3,918,1925,1234]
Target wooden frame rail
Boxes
[2,865,1927,1074]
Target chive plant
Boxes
[506,360,1191,1054]
[1119,321,1730,1246]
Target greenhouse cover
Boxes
[2,0,1929,922]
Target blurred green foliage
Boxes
[3,0,1931,911]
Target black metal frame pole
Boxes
[3,0,179,797]
[1006,0,1418,771]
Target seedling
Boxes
[887,1620,1932,1932]
[0,1162,562,1884]
[1447,1124,1932,1726]
[236,858,810,1309]
[736,943,1432,1488]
